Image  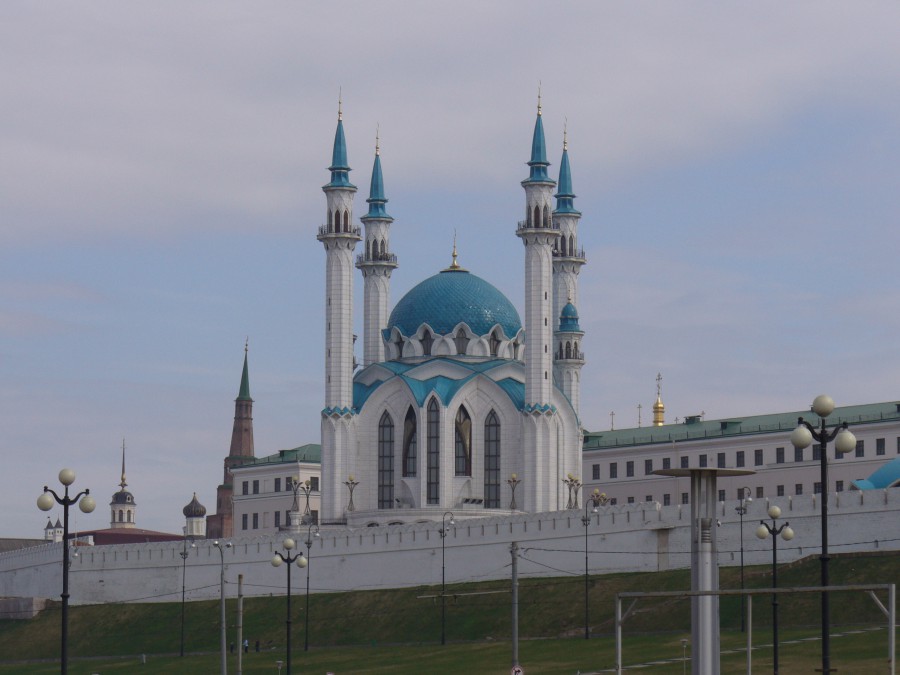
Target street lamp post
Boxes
[581,489,608,640]
[271,537,308,675]
[344,475,359,513]
[735,486,752,632]
[790,394,856,674]
[563,474,581,509]
[439,511,455,645]
[507,473,521,510]
[37,468,96,675]
[179,535,195,657]
[756,505,795,675]
[213,540,233,675]
[302,522,320,652]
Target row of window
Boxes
[240,476,320,496]
[377,402,502,509]
[610,480,851,507]
[592,437,896,480]
[241,510,320,531]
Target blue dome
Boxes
[388,270,521,338]
[558,302,582,332]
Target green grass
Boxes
[0,551,896,673]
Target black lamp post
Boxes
[439,511,455,645]
[790,394,855,674]
[735,486,752,632]
[756,504,795,675]
[302,522,320,652]
[271,537,308,674]
[37,468,96,675]
[179,535,195,657]
[581,488,608,640]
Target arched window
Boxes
[327,209,333,230]
[127,511,132,523]
[118,510,123,523]
[565,342,572,359]
[484,411,501,508]
[558,343,564,360]
[378,412,394,509]
[489,330,501,357]
[380,238,386,256]
[532,205,540,228]
[454,328,469,355]
[427,399,440,504]
[569,234,575,255]
[366,239,371,260]
[542,206,550,228]
[403,407,417,477]
[421,329,434,356]
[455,406,472,476]
[573,341,579,358]
[560,236,567,256]
[343,209,350,231]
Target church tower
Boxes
[109,440,136,528]
[552,130,586,417]
[207,344,255,538]
[356,131,397,367]
[517,94,562,512]
[318,99,361,524]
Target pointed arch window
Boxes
[543,206,550,228]
[421,329,434,356]
[484,411,501,508]
[454,328,469,355]
[366,239,371,260]
[380,238,386,256]
[402,407,417,477]
[327,210,333,230]
[343,209,350,232]
[532,205,540,228]
[454,406,472,476]
[118,510,123,523]
[378,412,395,509]
[565,342,572,359]
[569,234,575,255]
[489,330,501,357]
[427,399,440,504]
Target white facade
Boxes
[581,401,900,507]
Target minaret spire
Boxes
[119,438,127,490]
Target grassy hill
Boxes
[0,551,896,673]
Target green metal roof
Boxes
[583,401,900,451]
[236,350,251,401]
[236,443,321,467]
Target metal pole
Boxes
[61,487,70,675]
[746,595,752,675]
[511,542,519,669]
[180,538,188,658]
[739,505,745,632]
[441,529,446,646]
[772,525,779,675]
[236,574,243,675]
[220,549,227,675]
[304,537,311,652]
[286,563,292,673]
[819,418,831,675]
[615,597,623,675]
[584,510,590,640]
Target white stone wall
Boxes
[3,489,899,605]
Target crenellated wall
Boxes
[2,488,898,607]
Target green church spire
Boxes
[237,339,252,401]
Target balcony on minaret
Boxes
[355,251,398,266]
[318,223,361,239]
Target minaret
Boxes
[356,129,397,366]
[207,343,255,538]
[554,297,585,416]
[653,372,666,426]
[552,123,587,326]
[317,98,361,523]
[110,439,137,529]
[517,92,561,512]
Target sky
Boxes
[2,2,899,538]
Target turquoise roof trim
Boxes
[352,358,526,411]
[523,113,554,185]
[324,119,356,189]
[363,152,392,220]
[852,457,900,490]
[236,443,321,466]
[387,270,522,338]
[554,147,581,215]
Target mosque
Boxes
[203,98,589,532]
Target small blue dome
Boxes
[388,270,521,338]
[558,302,581,332]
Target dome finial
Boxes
[338,88,343,121]
[652,372,666,426]
[450,230,460,269]
[375,124,380,156]
[563,117,568,151]
[537,81,542,117]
